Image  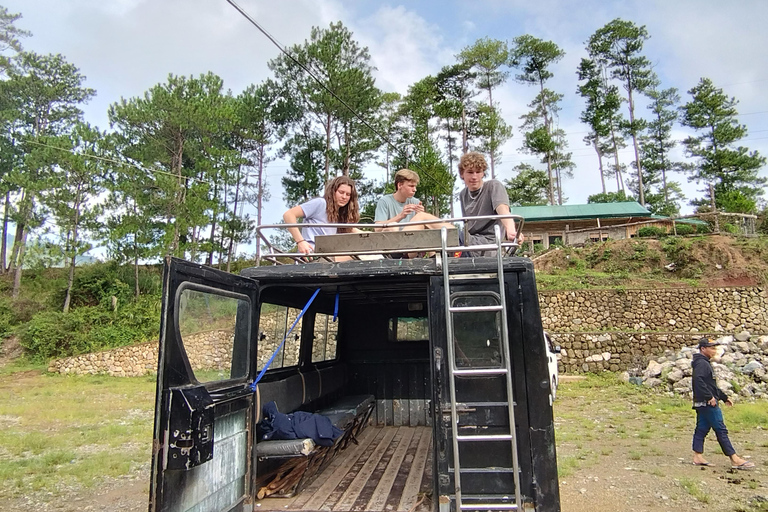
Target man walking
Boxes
[691,337,754,469]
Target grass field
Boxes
[0,367,765,511]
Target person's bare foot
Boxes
[692,453,710,466]
[729,455,755,469]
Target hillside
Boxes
[0,235,766,364]
[532,235,768,290]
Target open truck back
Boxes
[149,224,560,512]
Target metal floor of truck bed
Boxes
[257,426,433,512]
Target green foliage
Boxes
[637,226,667,238]
[721,223,739,235]
[504,163,549,206]
[18,295,160,361]
[673,224,695,236]
[680,78,767,209]
[587,190,635,203]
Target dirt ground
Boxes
[1,374,765,512]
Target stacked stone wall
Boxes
[48,329,234,377]
[539,287,767,333]
[48,286,767,376]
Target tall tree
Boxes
[504,164,549,206]
[108,73,236,260]
[458,38,510,178]
[0,5,31,74]
[635,86,684,215]
[3,52,94,298]
[510,35,565,204]
[680,77,766,213]
[269,22,381,180]
[576,57,626,194]
[587,19,657,206]
[37,123,106,312]
[234,80,296,265]
[518,89,572,205]
[434,63,480,216]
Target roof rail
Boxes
[255,214,524,265]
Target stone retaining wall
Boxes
[539,287,768,333]
[48,286,767,376]
[550,332,714,373]
[47,329,234,377]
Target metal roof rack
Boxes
[255,214,525,265]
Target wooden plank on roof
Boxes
[315,229,459,253]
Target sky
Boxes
[6,0,768,255]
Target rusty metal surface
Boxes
[160,409,248,512]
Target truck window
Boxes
[388,316,429,342]
[177,287,250,383]
[451,293,503,368]
[258,303,303,370]
[311,313,338,363]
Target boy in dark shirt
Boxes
[691,338,754,469]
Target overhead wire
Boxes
[24,139,211,185]
[224,0,451,194]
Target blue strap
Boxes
[333,290,339,322]
[250,288,321,391]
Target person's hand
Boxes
[506,227,524,243]
[708,397,717,406]
[725,399,733,407]
[297,239,313,255]
[402,202,423,216]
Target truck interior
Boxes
[149,223,560,512]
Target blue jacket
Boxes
[260,401,343,447]
[691,352,728,408]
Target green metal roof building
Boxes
[509,202,703,248]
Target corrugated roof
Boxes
[510,202,651,222]
[650,214,708,226]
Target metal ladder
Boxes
[439,225,522,511]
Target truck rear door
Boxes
[149,258,259,512]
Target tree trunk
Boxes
[63,191,83,313]
[256,141,265,266]
[626,86,645,206]
[461,104,469,154]
[609,124,623,192]
[446,123,456,218]
[11,225,27,300]
[539,80,555,206]
[1,190,9,274]
[324,113,332,182]
[206,180,219,266]
[486,85,496,179]
[134,242,140,299]
[593,138,607,194]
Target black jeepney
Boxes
[149,221,560,512]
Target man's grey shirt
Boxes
[459,179,509,244]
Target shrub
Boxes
[721,223,740,235]
[673,224,695,236]
[637,226,668,238]
[18,296,161,361]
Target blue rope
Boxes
[333,290,339,322]
[250,288,321,391]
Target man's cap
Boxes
[698,337,719,348]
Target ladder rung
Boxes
[453,368,507,376]
[449,305,503,313]
[449,467,517,473]
[456,434,513,442]
[459,504,518,511]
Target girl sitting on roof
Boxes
[283,176,360,260]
